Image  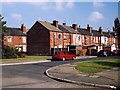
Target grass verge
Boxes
[75,58,120,73]
[2,56,52,63]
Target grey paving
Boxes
[46,63,119,89]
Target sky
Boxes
[1,0,119,31]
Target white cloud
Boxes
[55,0,74,11]
[55,1,65,11]
[29,2,49,10]
[11,13,22,21]
[28,0,74,11]
[66,0,74,8]
[89,11,104,22]
[93,1,104,8]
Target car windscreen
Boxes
[53,52,60,55]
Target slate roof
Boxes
[77,28,91,35]
[58,25,79,34]
[4,27,26,36]
[103,32,110,37]
[38,21,62,32]
[58,25,70,33]
[92,30,101,36]
[110,32,116,37]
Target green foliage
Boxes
[0,14,7,35]
[2,45,19,59]
[76,50,83,56]
[113,18,120,33]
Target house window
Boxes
[114,38,115,43]
[104,37,107,43]
[54,33,57,38]
[64,35,67,40]
[78,36,81,41]
[84,36,87,40]
[8,36,12,42]
[94,37,96,42]
[23,45,26,52]
[82,36,84,42]
[22,37,26,43]
[58,34,62,39]
[96,37,98,43]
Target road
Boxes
[1,57,110,88]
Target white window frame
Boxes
[8,36,12,42]
[64,35,67,39]
[23,45,27,52]
[22,37,26,43]
[96,37,98,43]
[82,35,84,42]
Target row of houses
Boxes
[3,20,117,56]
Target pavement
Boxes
[45,63,119,90]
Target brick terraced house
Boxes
[27,20,63,55]
[27,20,117,56]
[3,24,27,52]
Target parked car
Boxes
[113,49,120,56]
[52,51,76,61]
[97,50,115,57]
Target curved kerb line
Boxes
[45,65,117,90]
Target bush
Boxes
[76,50,83,56]
[2,45,19,59]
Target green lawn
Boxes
[75,58,120,73]
[2,56,52,63]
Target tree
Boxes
[0,14,7,59]
[113,18,120,55]
[0,14,7,35]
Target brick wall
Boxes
[4,36,27,52]
[50,31,63,48]
[27,22,50,55]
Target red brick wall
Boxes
[50,32,63,48]
[4,36,26,47]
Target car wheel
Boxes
[72,57,75,60]
[105,54,108,57]
[62,57,65,61]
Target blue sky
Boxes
[1,1,119,31]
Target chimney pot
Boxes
[63,23,66,25]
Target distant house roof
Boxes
[58,25,70,33]
[4,27,26,36]
[92,30,101,36]
[103,32,110,37]
[38,21,62,32]
[77,28,91,35]
[110,32,116,37]
[59,25,79,34]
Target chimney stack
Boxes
[99,27,103,35]
[21,23,27,34]
[72,24,77,30]
[53,20,58,28]
[87,24,92,33]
